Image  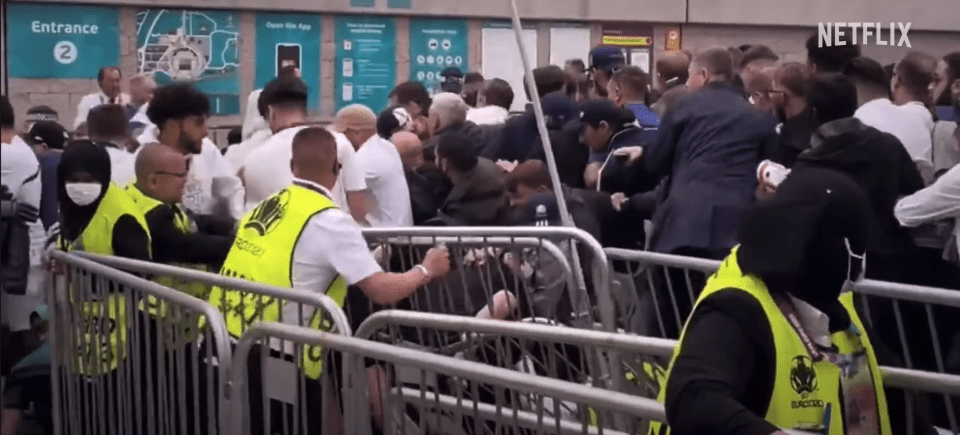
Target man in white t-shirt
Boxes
[142,84,244,218]
[86,104,137,186]
[240,76,367,220]
[1,96,43,332]
[73,66,131,129]
[890,52,938,162]
[845,57,935,177]
[241,66,301,141]
[334,105,412,227]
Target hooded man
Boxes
[648,165,936,435]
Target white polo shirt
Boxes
[225,128,272,173]
[895,165,960,260]
[283,178,383,325]
[241,126,366,213]
[856,98,933,163]
[73,91,130,129]
[355,135,413,227]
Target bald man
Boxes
[334,104,378,150]
[126,142,234,268]
[210,126,450,434]
[391,131,449,224]
[393,131,424,171]
[335,104,413,227]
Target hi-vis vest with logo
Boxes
[207,184,348,380]
[648,247,891,435]
[58,183,152,376]
[126,184,211,348]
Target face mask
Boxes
[840,237,867,294]
[65,182,102,206]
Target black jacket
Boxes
[436,158,516,226]
[143,205,234,269]
[644,82,778,254]
[771,109,816,168]
[795,117,925,256]
[405,163,450,225]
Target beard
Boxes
[179,132,203,154]
[934,88,954,106]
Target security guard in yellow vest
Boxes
[207,124,450,434]
[54,140,151,375]
[126,143,234,345]
[646,167,931,435]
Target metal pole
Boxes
[507,0,574,229]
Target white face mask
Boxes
[841,237,867,293]
[65,182,103,206]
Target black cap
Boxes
[26,105,59,123]
[376,105,412,139]
[523,194,562,226]
[579,98,626,127]
[26,121,70,150]
[589,46,626,73]
[260,76,308,107]
[440,67,465,93]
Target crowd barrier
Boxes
[233,321,667,435]
[69,251,355,435]
[359,227,612,332]
[605,247,960,435]
[47,250,233,435]
[44,232,959,435]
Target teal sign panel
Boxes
[388,0,412,8]
[255,13,321,110]
[409,19,468,95]
[335,16,396,113]
[136,9,241,115]
[350,0,375,7]
[7,3,120,79]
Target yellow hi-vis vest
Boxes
[58,182,152,376]
[126,184,211,348]
[648,247,891,435]
[207,184,348,380]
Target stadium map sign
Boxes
[136,9,241,115]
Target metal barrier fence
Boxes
[234,322,668,435]
[355,310,960,435]
[360,227,612,332]
[604,247,960,435]
[47,250,232,435]
[71,251,354,435]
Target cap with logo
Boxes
[26,105,60,124]
[588,46,626,73]
[26,121,70,150]
[524,193,562,227]
[440,67,465,93]
[579,98,627,127]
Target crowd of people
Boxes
[1,27,959,435]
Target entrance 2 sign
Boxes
[409,19,468,96]
[8,3,120,79]
[334,16,396,113]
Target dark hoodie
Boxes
[662,166,938,435]
[491,94,589,189]
[57,141,150,261]
[794,117,924,259]
[435,158,516,226]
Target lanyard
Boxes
[772,293,825,361]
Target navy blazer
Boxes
[644,82,779,253]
